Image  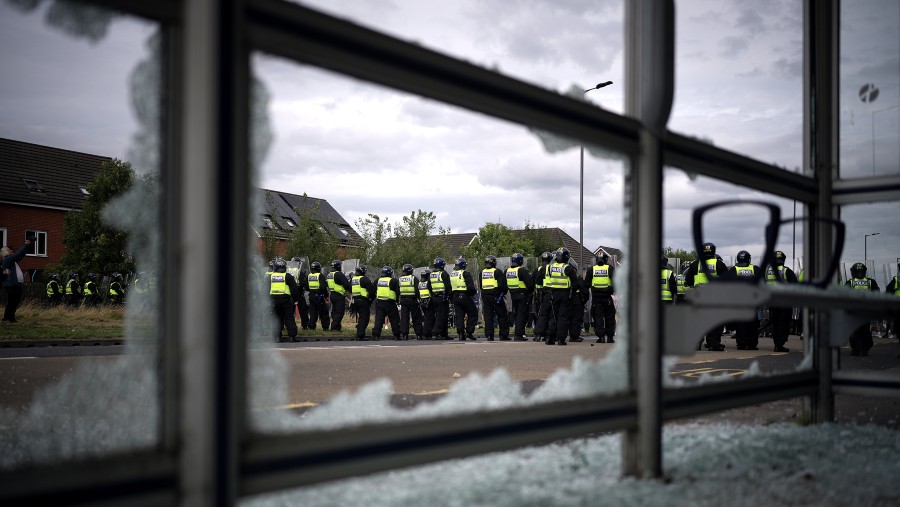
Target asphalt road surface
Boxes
[1,334,898,427]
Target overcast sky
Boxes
[1,0,898,280]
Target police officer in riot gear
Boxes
[419,269,434,339]
[372,266,401,340]
[507,253,534,341]
[685,242,729,351]
[307,261,331,330]
[351,264,375,340]
[398,263,423,340]
[846,262,879,356]
[430,257,453,339]
[108,272,126,305]
[661,256,676,305]
[288,257,311,330]
[451,257,478,340]
[83,273,100,307]
[729,250,763,350]
[327,260,352,331]
[546,247,582,345]
[533,251,555,342]
[586,253,616,344]
[765,250,798,352]
[267,257,300,342]
[480,255,510,341]
[46,273,63,307]
[65,272,82,307]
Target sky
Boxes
[1,0,898,282]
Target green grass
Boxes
[0,300,126,340]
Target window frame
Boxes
[24,230,47,257]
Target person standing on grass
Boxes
[2,237,33,323]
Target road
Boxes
[1,334,898,426]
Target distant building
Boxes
[255,188,364,258]
[0,137,110,280]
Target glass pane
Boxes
[839,0,900,178]
[838,202,900,364]
[248,52,630,433]
[291,0,626,114]
[670,0,804,172]
[662,168,812,384]
[0,2,162,469]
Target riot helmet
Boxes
[554,247,570,263]
[433,257,446,270]
[702,242,716,257]
[485,255,497,268]
[112,272,123,281]
[661,255,670,268]
[596,253,609,265]
[332,259,342,270]
[88,273,98,282]
[273,257,287,272]
[381,265,394,277]
[774,251,786,266]
[421,269,431,280]
[49,272,60,282]
[850,262,867,279]
[356,264,367,275]
[510,253,524,267]
[402,263,414,275]
[736,250,751,266]
[540,251,553,264]
[311,261,322,272]
[291,256,302,262]
[455,257,468,269]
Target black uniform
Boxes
[373,276,401,339]
[507,265,534,340]
[46,279,63,307]
[846,276,879,355]
[480,266,510,340]
[351,273,376,340]
[398,271,423,339]
[728,263,763,350]
[765,263,798,351]
[83,279,100,307]
[328,270,352,331]
[533,262,555,342]
[887,273,900,356]
[65,276,82,308]
[685,256,729,350]
[452,269,479,340]
[290,268,311,330]
[430,269,452,339]
[307,270,331,330]
[419,276,434,339]
[586,262,616,344]
[547,261,581,345]
[569,277,588,342]
[267,269,300,342]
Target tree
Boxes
[58,159,136,276]
[355,210,452,269]
[281,193,338,265]
[354,213,393,266]
[663,246,697,264]
[459,223,536,266]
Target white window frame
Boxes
[25,230,47,257]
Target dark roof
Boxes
[509,227,596,266]
[257,188,364,248]
[0,137,111,210]
[381,232,476,258]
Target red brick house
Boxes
[0,137,110,281]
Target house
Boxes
[254,188,365,258]
[0,137,110,280]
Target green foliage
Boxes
[520,220,556,256]
[354,213,392,266]
[664,246,697,263]
[58,159,135,276]
[459,223,536,265]
[355,210,452,269]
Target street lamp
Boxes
[864,232,879,262]
[580,81,613,270]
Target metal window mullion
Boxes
[178,0,248,506]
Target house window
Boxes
[338,228,349,237]
[283,217,296,228]
[262,215,276,229]
[23,178,45,193]
[0,228,7,247]
[25,230,47,257]
[79,186,90,195]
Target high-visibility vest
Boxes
[351,275,370,298]
[850,278,871,290]
[399,275,417,296]
[676,274,686,295]
[66,279,79,295]
[734,265,756,278]
[661,268,673,301]
[546,262,570,289]
[418,280,431,299]
[83,282,95,296]
[46,280,60,297]
[326,272,347,295]
[450,270,467,292]
[534,265,549,290]
[893,276,900,296]
[308,273,322,290]
[269,272,288,295]
[376,277,397,301]
[766,265,787,285]
[481,268,499,290]
[506,267,524,290]
[287,266,301,281]
[430,271,445,292]
[109,282,124,297]
[591,264,611,289]
[694,258,719,285]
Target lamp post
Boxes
[580,81,613,270]
[864,232,879,262]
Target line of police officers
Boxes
[265,247,621,345]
